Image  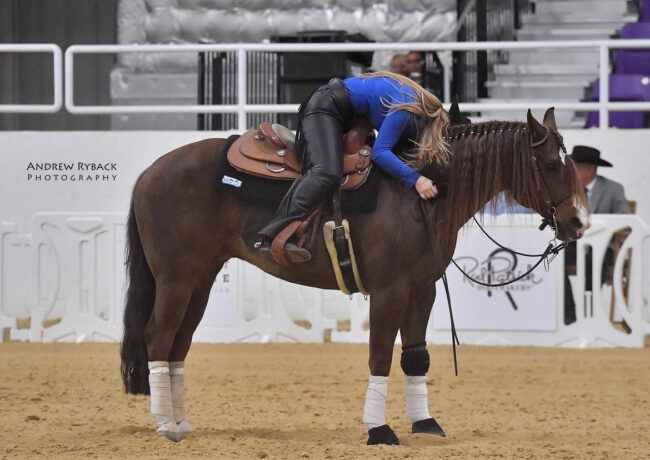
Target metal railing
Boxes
[0,44,63,113]
[7,39,650,129]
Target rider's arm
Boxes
[371,109,421,188]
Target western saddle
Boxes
[226,120,373,289]
[227,121,373,190]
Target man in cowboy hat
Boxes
[570,145,631,214]
[564,145,631,324]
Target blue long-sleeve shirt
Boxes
[344,76,421,188]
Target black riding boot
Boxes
[255,79,353,262]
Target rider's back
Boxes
[343,76,416,129]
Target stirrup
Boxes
[285,243,311,263]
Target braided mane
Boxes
[415,120,573,247]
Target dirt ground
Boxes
[1,343,649,460]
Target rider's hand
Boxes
[415,176,439,200]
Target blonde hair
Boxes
[362,71,450,168]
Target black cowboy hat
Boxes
[569,145,612,167]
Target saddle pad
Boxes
[216,135,382,213]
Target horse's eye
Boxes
[544,161,561,172]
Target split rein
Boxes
[451,216,567,288]
[449,123,571,288]
[421,201,565,378]
[423,124,571,376]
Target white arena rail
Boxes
[0,43,63,113]
[3,211,648,347]
[64,40,650,129]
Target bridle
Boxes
[449,123,573,283]
[422,123,574,375]
[529,125,571,236]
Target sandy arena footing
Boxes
[1,343,649,459]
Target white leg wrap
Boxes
[169,361,192,434]
[405,375,431,423]
[363,375,389,429]
[148,361,180,439]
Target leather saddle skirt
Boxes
[227,121,373,191]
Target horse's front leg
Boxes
[364,282,409,445]
[399,283,446,437]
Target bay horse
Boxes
[120,108,589,444]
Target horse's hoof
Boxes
[177,419,193,435]
[367,424,400,445]
[156,422,181,443]
[411,417,446,437]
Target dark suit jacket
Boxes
[588,175,631,214]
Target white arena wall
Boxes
[1,129,649,347]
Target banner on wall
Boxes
[432,218,559,331]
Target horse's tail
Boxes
[120,194,154,395]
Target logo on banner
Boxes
[454,248,543,311]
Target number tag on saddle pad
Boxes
[221,175,242,188]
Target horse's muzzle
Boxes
[557,216,590,242]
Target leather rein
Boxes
[421,125,572,375]
[450,124,571,288]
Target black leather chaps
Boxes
[257,78,354,240]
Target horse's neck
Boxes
[441,130,516,235]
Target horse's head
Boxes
[516,108,590,242]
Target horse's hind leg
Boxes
[144,278,194,442]
[167,280,215,436]
[399,283,445,437]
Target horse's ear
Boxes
[526,109,546,143]
[543,107,557,130]
[449,94,461,123]
[450,93,471,125]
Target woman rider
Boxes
[254,71,450,262]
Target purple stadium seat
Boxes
[641,0,650,22]
[585,75,650,128]
[620,22,650,38]
[586,111,647,128]
[591,75,650,100]
[615,23,650,74]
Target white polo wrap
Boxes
[169,361,187,424]
[148,361,175,428]
[405,375,431,423]
[362,375,389,429]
